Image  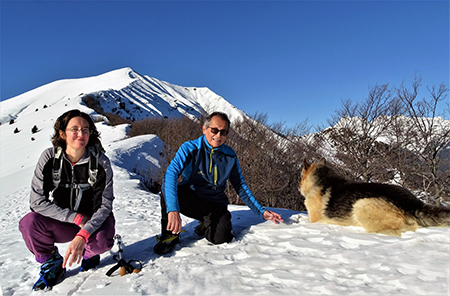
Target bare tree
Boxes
[321,84,394,182]
[226,112,307,211]
[396,76,450,204]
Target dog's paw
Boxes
[291,213,309,224]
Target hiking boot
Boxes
[153,234,180,255]
[80,254,100,272]
[194,221,206,237]
[32,247,66,291]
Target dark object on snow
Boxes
[32,125,39,134]
[153,233,180,255]
[80,254,100,272]
[106,234,142,277]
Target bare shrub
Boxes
[82,95,104,114]
[226,113,310,211]
[127,116,202,188]
[321,84,395,182]
[128,116,201,152]
[395,76,450,204]
[105,112,130,126]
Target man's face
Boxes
[203,115,229,148]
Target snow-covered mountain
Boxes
[0,68,449,295]
[0,67,246,125]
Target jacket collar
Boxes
[62,147,90,164]
[202,135,221,152]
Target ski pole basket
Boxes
[106,234,142,276]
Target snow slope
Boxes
[0,67,246,125]
[0,69,449,295]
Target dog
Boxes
[298,158,450,236]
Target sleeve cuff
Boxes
[73,213,84,226]
[75,229,90,242]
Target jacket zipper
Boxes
[209,149,217,186]
[61,153,90,212]
[70,164,75,210]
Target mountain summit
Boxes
[0,67,246,125]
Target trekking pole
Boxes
[106,234,142,277]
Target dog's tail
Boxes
[415,203,450,227]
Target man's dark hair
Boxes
[204,112,230,130]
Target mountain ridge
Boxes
[0,67,246,125]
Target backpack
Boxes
[52,144,99,189]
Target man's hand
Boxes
[63,236,86,268]
[263,210,283,224]
[167,211,182,234]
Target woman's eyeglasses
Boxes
[208,127,229,136]
[66,127,91,135]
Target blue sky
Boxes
[1,0,449,127]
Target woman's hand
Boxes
[62,236,86,268]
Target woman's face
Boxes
[60,116,90,152]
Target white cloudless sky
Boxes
[1,0,449,127]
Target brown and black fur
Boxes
[299,158,450,236]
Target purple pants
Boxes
[19,212,115,263]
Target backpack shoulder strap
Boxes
[88,144,99,187]
[52,146,63,189]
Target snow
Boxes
[0,68,449,295]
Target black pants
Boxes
[160,184,233,244]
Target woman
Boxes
[19,109,115,291]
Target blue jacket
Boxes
[162,135,265,219]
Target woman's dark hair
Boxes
[51,109,101,148]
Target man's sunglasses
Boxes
[208,127,229,136]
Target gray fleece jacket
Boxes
[30,147,114,235]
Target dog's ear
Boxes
[303,158,310,171]
[318,158,326,166]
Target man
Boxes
[154,112,283,255]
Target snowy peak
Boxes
[91,68,245,123]
[0,67,246,125]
